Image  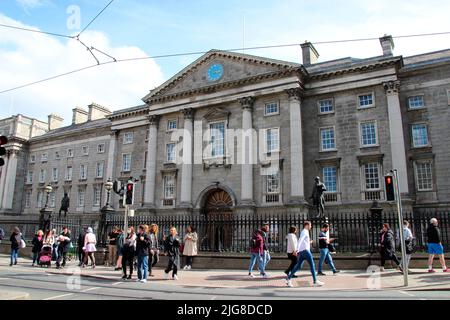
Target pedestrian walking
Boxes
[51,228,58,262]
[317,224,340,275]
[116,229,124,271]
[183,225,198,270]
[148,224,160,277]
[379,223,402,272]
[43,229,54,246]
[77,227,87,266]
[56,227,71,269]
[107,226,119,268]
[136,225,151,283]
[427,218,449,273]
[82,227,96,268]
[286,221,324,287]
[284,226,299,278]
[261,222,271,275]
[163,227,181,280]
[9,227,24,266]
[122,227,136,280]
[31,230,44,267]
[403,220,414,272]
[248,229,265,278]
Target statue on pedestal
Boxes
[310,176,326,218]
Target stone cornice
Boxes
[108,106,149,121]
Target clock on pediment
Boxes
[207,63,224,82]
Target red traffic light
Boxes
[127,184,133,191]
[0,136,7,145]
[386,176,392,185]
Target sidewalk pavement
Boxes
[0,290,29,300]
[1,254,449,292]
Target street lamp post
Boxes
[102,179,114,213]
[39,184,53,232]
[100,178,115,246]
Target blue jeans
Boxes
[263,250,271,271]
[32,251,39,264]
[248,252,264,274]
[288,250,317,283]
[137,255,149,280]
[10,248,19,265]
[318,248,337,273]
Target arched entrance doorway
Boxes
[203,188,234,252]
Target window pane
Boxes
[266,173,280,193]
[167,143,176,162]
[412,124,429,147]
[364,163,380,190]
[323,167,337,192]
[408,96,424,109]
[416,162,433,191]
[359,94,374,108]
[361,122,377,146]
[122,154,131,171]
[265,103,279,115]
[319,99,333,113]
[167,120,177,130]
[164,175,175,199]
[210,123,225,157]
[266,128,279,152]
[321,128,336,150]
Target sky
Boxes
[1,0,450,125]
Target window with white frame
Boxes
[123,132,134,144]
[52,168,59,182]
[67,148,74,158]
[166,143,176,163]
[26,171,33,184]
[266,128,280,153]
[210,122,225,157]
[122,154,131,172]
[97,144,105,153]
[358,93,374,108]
[360,121,378,147]
[93,186,102,207]
[77,188,85,207]
[65,166,73,181]
[408,96,425,109]
[25,190,31,208]
[319,99,334,114]
[79,164,87,180]
[265,172,281,203]
[167,119,177,131]
[415,161,433,191]
[30,155,36,163]
[82,146,89,156]
[265,102,279,116]
[412,124,429,147]
[323,167,337,192]
[364,163,380,190]
[41,153,48,162]
[49,192,56,208]
[39,169,46,183]
[320,127,336,151]
[163,175,175,199]
[37,191,43,208]
[95,162,104,178]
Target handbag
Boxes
[20,239,26,249]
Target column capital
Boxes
[286,88,303,100]
[110,129,120,138]
[147,114,161,127]
[182,108,196,120]
[238,97,255,111]
[383,80,400,94]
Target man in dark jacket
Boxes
[163,227,180,280]
[77,227,87,266]
[136,225,151,283]
[56,227,71,269]
[261,223,271,276]
[380,223,402,272]
[427,218,449,273]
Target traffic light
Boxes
[385,175,395,201]
[0,136,7,167]
[125,182,135,205]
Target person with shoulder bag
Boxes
[148,224,160,277]
[9,227,25,266]
[403,220,414,272]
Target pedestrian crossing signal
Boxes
[125,182,135,205]
[385,175,395,201]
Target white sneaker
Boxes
[140,279,147,283]
[313,280,325,287]
[173,274,178,280]
[261,273,269,278]
[183,265,189,270]
[249,273,255,278]
[163,272,169,280]
[187,265,191,270]
[286,279,293,287]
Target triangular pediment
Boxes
[143,50,301,103]
[203,107,231,121]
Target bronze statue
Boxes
[310,176,326,218]
[59,193,70,218]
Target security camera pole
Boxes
[391,169,408,286]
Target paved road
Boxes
[0,263,449,300]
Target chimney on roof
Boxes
[88,103,111,121]
[379,35,395,57]
[72,107,88,125]
[48,114,64,131]
[301,41,320,66]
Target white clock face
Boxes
[207,64,224,81]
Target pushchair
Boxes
[38,245,53,268]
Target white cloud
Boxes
[0,14,164,126]
[16,0,48,10]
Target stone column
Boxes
[383,80,409,195]
[143,115,160,208]
[105,130,119,206]
[0,155,9,209]
[239,97,255,206]
[287,88,305,203]
[180,108,195,208]
[2,150,18,210]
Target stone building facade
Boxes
[1,35,450,218]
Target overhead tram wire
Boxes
[77,0,115,37]
[0,23,75,39]
[1,30,450,95]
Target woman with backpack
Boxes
[10,227,25,266]
[31,230,44,267]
